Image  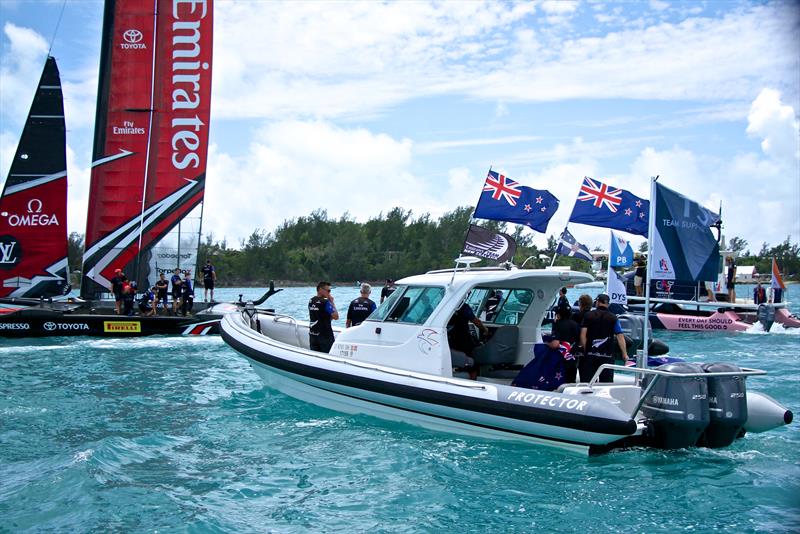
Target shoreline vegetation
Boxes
[66,206,800,285]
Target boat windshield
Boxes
[368,285,446,325]
[464,287,534,326]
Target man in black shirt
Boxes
[201,259,217,302]
[380,279,396,304]
[556,287,569,310]
[109,268,126,314]
[579,293,628,383]
[634,259,647,296]
[726,256,737,303]
[155,273,169,314]
[347,283,377,327]
[309,281,339,353]
[170,268,183,314]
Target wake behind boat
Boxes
[221,264,792,453]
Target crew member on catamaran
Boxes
[202,259,216,302]
[170,268,183,314]
[155,273,169,314]
[109,269,126,315]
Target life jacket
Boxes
[309,296,333,337]
[582,308,618,358]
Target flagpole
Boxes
[607,230,614,296]
[551,226,566,267]
[470,166,493,221]
[640,175,658,379]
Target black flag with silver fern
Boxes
[462,224,517,263]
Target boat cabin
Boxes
[329,266,592,378]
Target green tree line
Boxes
[725,235,800,278]
[195,207,591,285]
[66,211,799,286]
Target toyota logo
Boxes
[44,322,56,331]
[123,29,143,43]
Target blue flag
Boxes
[650,182,719,282]
[474,170,559,233]
[569,177,649,236]
[610,230,634,267]
[555,228,593,262]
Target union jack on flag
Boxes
[483,172,522,207]
[576,177,623,212]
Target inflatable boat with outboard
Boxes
[221,264,792,454]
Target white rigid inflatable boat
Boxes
[221,264,792,454]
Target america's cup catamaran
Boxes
[0,0,269,337]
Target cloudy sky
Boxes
[1,0,798,254]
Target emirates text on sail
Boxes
[171,0,210,171]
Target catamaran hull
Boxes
[221,313,639,454]
[0,309,221,337]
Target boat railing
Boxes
[588,364,767,418]
[266,312,305,347]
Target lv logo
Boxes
[0,241,18,264]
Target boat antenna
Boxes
[47,0,69,55]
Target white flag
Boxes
[607,268,628,305]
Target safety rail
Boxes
[269,313,304,346]
[588,364,767,418]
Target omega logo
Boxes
[123,29,143,43]
[27,199,42,213]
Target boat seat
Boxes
[450,349,474,369]
[471,326,519,365]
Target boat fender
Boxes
[641,362,710,449]
[744,391,793,433]
[757,304,776,331]
[697,363,748,448]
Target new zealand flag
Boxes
[569,177,649,236]
[474,170,559,233]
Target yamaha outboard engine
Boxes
[697,362,748,448]
[757,304,776,332]
[642,362,710,449]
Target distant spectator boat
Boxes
[618,272,799,333]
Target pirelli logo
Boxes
[103,321,141,333]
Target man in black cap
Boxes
[380,279,396,304]
[579,293,628,383]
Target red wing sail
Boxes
[81,0,213,298]
[144,0,213,281]
[0,57,69,298]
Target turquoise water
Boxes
[1,284,798,532]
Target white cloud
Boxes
[746,88,800,164]
[209,2,799,120]
[203,120,457,243]
[628,145,799,253]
